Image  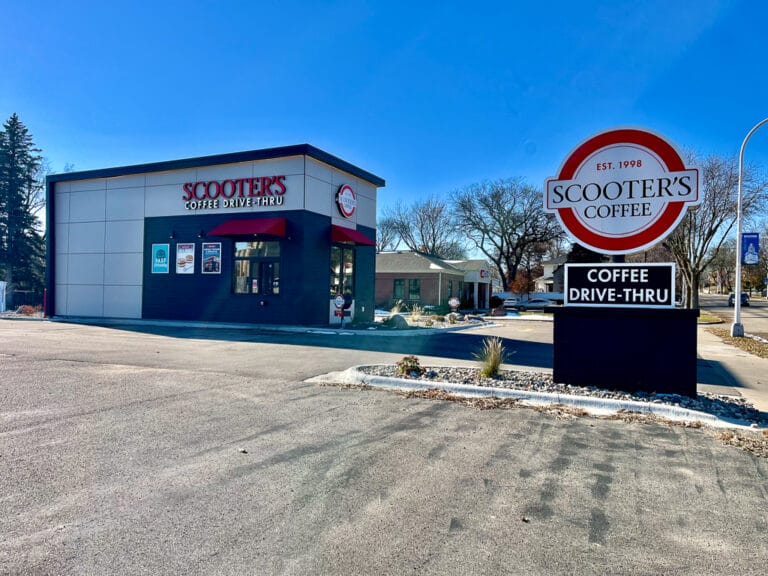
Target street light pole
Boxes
[731,117,768,337]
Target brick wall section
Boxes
[375,271,464,309]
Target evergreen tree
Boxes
[0,113,45,309]
[566,242,608,263]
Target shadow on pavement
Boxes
[78,322,762,416]
[103,323,556,369]
[696,358,745,390]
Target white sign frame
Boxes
[545,128,700,255]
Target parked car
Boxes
[503,296,521,309]
[516,298,556,311]
[728,292,750,307]
[493,292,520,309]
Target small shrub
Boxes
[424,318,434,327]
[474,336,507,377]
[431,314,445,322]
[447,314,457,325]
[489,295,504,309]
[410,303,423,321]
[396,355,425,377]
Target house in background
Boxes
[445,258,492,309]
[534,255,567,293]
[375,251,491,310]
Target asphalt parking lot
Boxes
[1,320,767,575]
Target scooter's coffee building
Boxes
[45,145,384,326]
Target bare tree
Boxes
[384,196,466,259]
[28,158,49,213]
[704,238,736,294]
[664,153,767,309]
[375,214,400,252]
[453,178,564,291]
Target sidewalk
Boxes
[697,325,768,412]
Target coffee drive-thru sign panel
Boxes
[565,262,675,308]
[545,128,700,254]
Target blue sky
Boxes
[2,1,768,215]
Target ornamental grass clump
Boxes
[474,336,507,378]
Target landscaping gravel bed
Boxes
[358,365,768,426]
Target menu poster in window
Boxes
[176,243,195,274]
[151,244,170,274]
[202,242,222,274]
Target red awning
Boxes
[331,225,375,246]
[207,217,286,237]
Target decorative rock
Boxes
[387,314,410,329]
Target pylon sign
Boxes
[545,128,700,254]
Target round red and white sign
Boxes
[545,128,700,254]
[336,184,357,218]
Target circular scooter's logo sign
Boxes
[545,128,700,254]
[336,184,357,218]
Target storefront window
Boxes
[408,279,421,300]
[393,279,404,300]
[233,241,281,295]
[330,245,355,297]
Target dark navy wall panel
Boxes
[142,211,336,325]
[353,223,376,323]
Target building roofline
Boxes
[375,250,471,274]
[542,255,569,265]
[46,144,385,187]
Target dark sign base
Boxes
[552,306,699,397]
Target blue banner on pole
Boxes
[742,233,759,265]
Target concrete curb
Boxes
[307,366,765,430]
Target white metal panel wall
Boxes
[304,158,378,229]
[143,159,306,218]
[63,180,106,316]
[55,177,145,318]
